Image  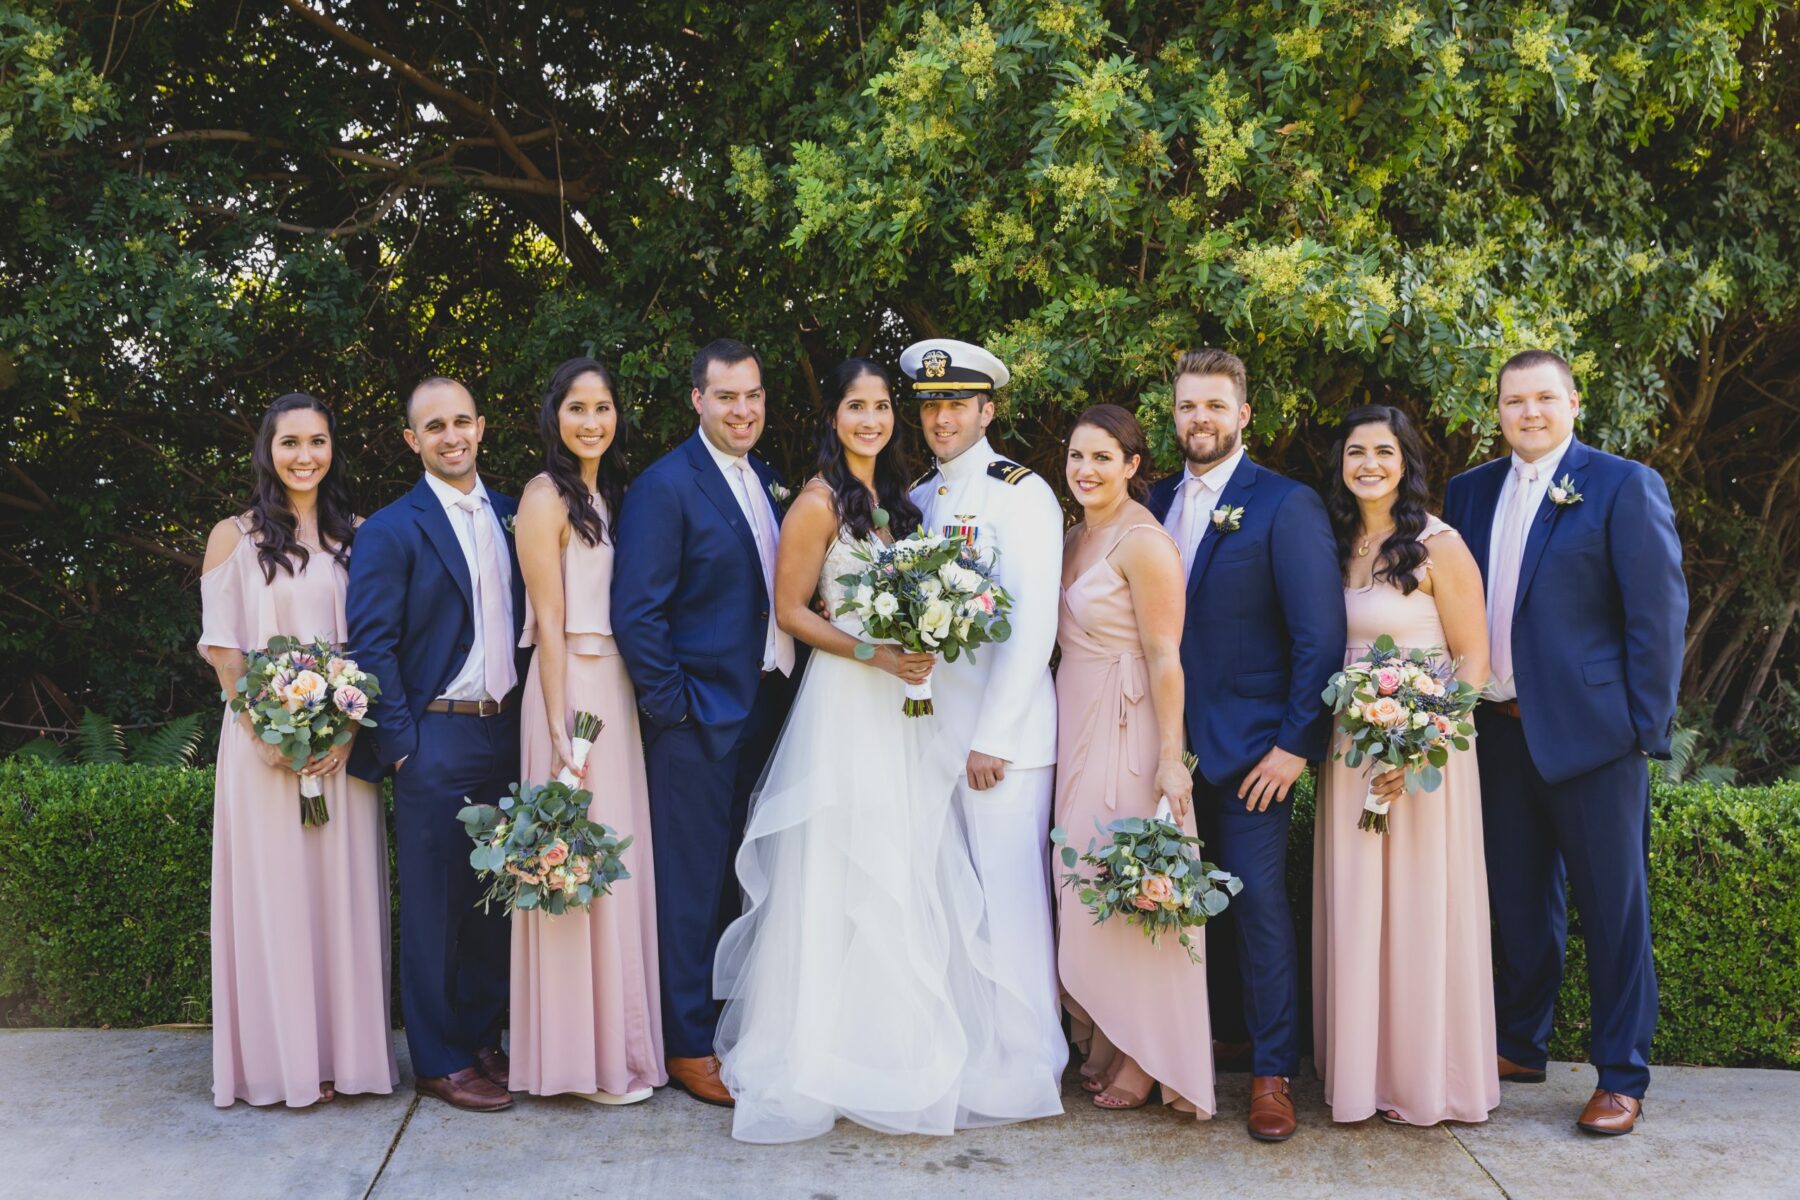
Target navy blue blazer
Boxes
[345,477,527,782]
[611,431,784,761]
[1148,456,1346,786]
[1445,438,1686,784]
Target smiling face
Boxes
[1341,420,1403,508]
[692,356,765,457]
[404,380,484,490]
[1173,372,1250,469]
[558,370,617,467]
[835,370,894,464]
[1497,361,1579,463]
[270,407,332,496]
[1065,423,1139,511]
[918,393,993,463]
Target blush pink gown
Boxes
[1055,521,1214,1118]
[199,515,397,1108]
[1311,517,1500,1125]
[509,491,666,1097]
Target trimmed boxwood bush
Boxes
[1,761,1795,1066]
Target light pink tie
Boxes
[455,495,517,701]
[735,461,795,675]
[1178,476,1207,577]
[1487,462,1539,690]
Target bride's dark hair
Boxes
[1325,404,1432,595]
[246,391,357,583]
[812,358,922,540]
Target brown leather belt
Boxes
[1489,699,1522,719]
[424,696,513,717]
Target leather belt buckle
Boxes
[1491,699,1522,719]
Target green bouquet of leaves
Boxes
[458,779,632,916]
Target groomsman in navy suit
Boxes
[1148,348,1344,1142]
[612,339,797,1106]
[1445,350,1686,1136]
[347,377,527,1112]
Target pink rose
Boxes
[283,669,327,711]
[333,684,369,721]
[1141,875,1175,904]
[1363,697,1406,728]
[1374,667,1402,695]
[541,840,569,868]
[1132,895,1159,911]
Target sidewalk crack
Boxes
[362,1094,421,1200]
[1444,1125,1511,1198]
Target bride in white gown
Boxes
[714,358,1063,1144]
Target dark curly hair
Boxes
[246,392,357,583]
[1325,405,1432,595]
[538,356,628,546]
[812,358,922,540]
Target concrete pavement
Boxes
[0,1030,1794,1199]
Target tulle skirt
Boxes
[714,648,1058,1143]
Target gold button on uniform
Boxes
[938,485,949,496]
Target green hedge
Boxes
[1,761,1795,1067]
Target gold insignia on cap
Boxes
[922,348,950,379]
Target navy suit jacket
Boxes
[1148,457,1345,786]
[345,477,527,782]
[611,431,784,762]
[1445,439,1686,784]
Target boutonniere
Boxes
[501,513,517,533]
[1547,474,1583,510]
[1210,504,1244,534]
[768,481,792,505]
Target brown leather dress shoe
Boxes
[1577,1089,1642,1136]
[1498,1054,1546,1083]
[1248,1075,1298,1141]
[475,1046,510,1091]
[416,1066,513,1112]
[666,1055,734,1107]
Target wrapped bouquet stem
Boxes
[555,710,603,788]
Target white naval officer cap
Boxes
[898,338,1011,399]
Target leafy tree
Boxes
[2,1,1796,777]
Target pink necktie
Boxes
[1178,476,1207,576]
[735,461,795,675]
[455,495,517,701]
[1488,462,1538,690]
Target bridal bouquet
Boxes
[227,634,380,826]
[1321,634,1480,834]
[833,528,1013,716]
[1051,754,1242,964]
[458,779,632,916]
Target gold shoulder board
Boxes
[987,459,1033,485]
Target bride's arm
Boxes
[775,485,928,681]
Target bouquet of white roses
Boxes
[832,529,1013,715]
[227,634,380,826]
[1321,634,1480,834]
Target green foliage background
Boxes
[4,761,1793,1067]
[3,1,1798,774]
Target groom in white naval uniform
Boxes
[904,338,1068,1114]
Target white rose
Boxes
[921,597,953,634]
[955,618,973,641]
[1549,485,1568,503]
[1412,711,1432,728]
[872,591,900,618]
[919,578,943,600]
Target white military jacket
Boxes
[909,436,1062,770]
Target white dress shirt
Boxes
[1160,444,1245,576]
[424,472,514,701]
[698,431,792,675]
[1486,432,1574,701]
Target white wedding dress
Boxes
[714,529,1063,1143]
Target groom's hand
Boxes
[1238,746,1305,812]
[966,751,1008,791]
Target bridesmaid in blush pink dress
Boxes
[1055,406,1214,1118]
[1312,405,1499,1126]
[509,357,665,1103]
[199,392,397,1108]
